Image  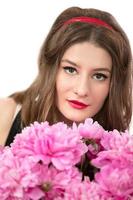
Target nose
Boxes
[74,76,90,97]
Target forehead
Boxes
[61,42,112,70]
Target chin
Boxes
[66,116,87,123]
[59,110,90,124]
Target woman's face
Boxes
[56,42,112,123]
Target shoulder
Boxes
[0,97,17,117]
[0,97,18,145]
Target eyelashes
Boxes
[93,73,108,81]
[63,66,77,74]
[62,66,109,81]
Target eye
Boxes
[63,66,77,75]
[93,73,108,81]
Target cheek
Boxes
[56,73,68,103]
[56,72,72,96]
[94,84,110,104]
[56,72,63,92]
[56,77,64,98]
[101,86,110,99]
[55,79,61,103]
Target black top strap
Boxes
[5,111,22,146]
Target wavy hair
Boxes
[11,7,133,131]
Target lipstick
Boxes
[67,100,88,109]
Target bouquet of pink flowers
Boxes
[0,118,133,200]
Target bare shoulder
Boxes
[0,97,16,106]
[0,97,17,116]
[0,97,17,145]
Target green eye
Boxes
[63,66,77,74]
[93,73,107,81]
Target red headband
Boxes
[64,16,113,30]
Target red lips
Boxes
[67,100,89,109]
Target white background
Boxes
[0,0,133,132]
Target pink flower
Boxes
[95,165,133,198]
[101,129,133,152]
[92,150,133,198]
[78,118,105,140]
[87,142,103,160]
[63,178,107,200]
[0,148,26,199]
[23,165,82,200]
[11,122,88,170]
[39,166,82,199]
[78,118,105,160]
[0,148,51,199]
[0,118,133,199]
[0,150,82,199]
[63,178,91,200]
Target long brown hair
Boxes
[10,7,133,131]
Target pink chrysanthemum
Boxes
[101,129,133,152]
[0,118,133,199]
[0,148,26,199]
[78,118,105,140]
[92,149,133,198]
[11,121,88,170]
[63,179,108,200]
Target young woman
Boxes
[0,6,132,147]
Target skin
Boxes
[0,98,17,146]
[56,42,112,124]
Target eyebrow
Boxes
[61,59,78,67]
[61,59,111,73]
